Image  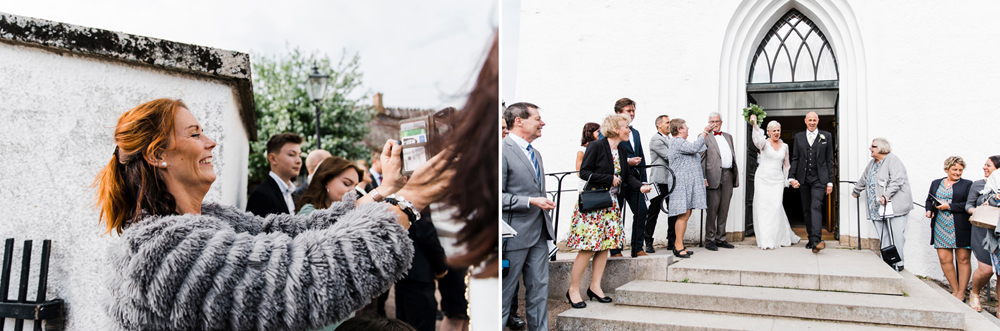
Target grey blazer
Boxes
[852,153,913,219]
[701,132,740,189]
[502,135,555,251]
[648,132,672,185]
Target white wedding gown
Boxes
[752,125,801,249]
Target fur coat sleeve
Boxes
[104,196,414,331]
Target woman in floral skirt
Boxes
[565,113,651,308]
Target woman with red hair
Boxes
[95,98,442,330]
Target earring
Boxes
[161,162,167,168]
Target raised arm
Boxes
[674,135,707,155]
[751,123,766,150]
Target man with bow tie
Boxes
[789,111,835,253]
[701,112,739,251]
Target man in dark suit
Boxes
[701,112,739,251]
[608,98,650,258]
[247,133,303,216]
[364,150,382,193]
[502,102,555,331]
[788,111,834,253]
[395,209,447,331]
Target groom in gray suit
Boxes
[502,102,556,330]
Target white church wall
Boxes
[0,30,251,331]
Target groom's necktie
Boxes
[527,144,540,180]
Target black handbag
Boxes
[877,203,902,266]
[579,174,614,212]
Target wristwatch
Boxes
[384,194,421,222]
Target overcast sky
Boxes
[0,0,497,109]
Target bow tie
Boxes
[713,132,722,136]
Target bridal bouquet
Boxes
[743,104,766,126]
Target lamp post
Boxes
[305,63,329,150]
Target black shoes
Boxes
[672,248,692,258]
[645,241,656,253]
[705,241,718,251]
[717,241,735,249]
[506,314,526,329]
[894,265,905,272]
[566,291,586,309]
[805,241,815,249]
[586,288,613,303]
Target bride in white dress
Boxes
[750,115,801,249]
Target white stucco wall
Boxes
[512,0,1000,282]
[0,42,249,330]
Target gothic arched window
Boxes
[749,9,838,84]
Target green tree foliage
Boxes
[250,47,372,186]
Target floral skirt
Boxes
[566,194,624,251]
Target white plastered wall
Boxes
[0,42,249,330]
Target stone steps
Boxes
[615,271,964,329]
[556,303,944,331]
[666,244,904,294]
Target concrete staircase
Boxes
[555,242,999,330]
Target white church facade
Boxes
[503,0,1000,281]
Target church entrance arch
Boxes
[744,9,840,238]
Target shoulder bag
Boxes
[579,174,614,212]
[970,195,1000,230]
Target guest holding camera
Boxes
[925,156,973,301]
[851,138,912,272]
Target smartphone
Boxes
[399,108,453,175]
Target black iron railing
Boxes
[1,239,63,331]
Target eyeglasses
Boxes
[870,146,877,149]
[709,120,723,123]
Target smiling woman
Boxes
[92,98,443,330]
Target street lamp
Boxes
[305,63,329,150]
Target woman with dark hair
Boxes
[965,155,1000,312]
[95,98,443,330]
[576,122,601,172]
[297,156,364,215]
[418,32,499,329]
[924,156,973,302]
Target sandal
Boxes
[970,292,983,312]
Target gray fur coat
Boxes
[104,196,414,331]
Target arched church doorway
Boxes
[744,9,840,239]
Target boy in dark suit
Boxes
[247,133,303,216]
